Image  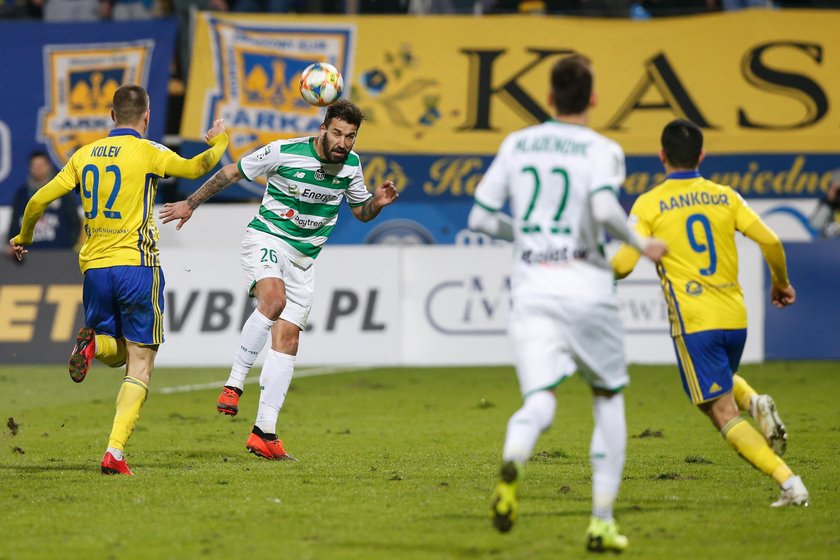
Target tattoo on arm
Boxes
[359,197,381,222]
[187,168,236,209]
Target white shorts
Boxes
[509,296,629,396]
[240,229,315,329]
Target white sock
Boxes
[502,391,556,465]
[781,475,798,490]
[254,349,295,435]
[591,393,627,521]
[226,309,274,390]
[106,446,124,461]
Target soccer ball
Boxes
[299,62,344,107]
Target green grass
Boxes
[1,362,838,560]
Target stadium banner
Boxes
[0,19,178,206]
[0,245,764,366]
[0,251,85,364]
[155,246,402,367]
[764,237,840,360]
[180,9,840,221]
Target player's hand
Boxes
[8,238,28,262]
[204,119,226,144]
[642,238,668,263]
[374,181,399,208]
[159,200,194,231]
[771,283,796,309]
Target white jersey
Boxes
[474,120,625,300]
[238,136,372,267]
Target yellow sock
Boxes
[107,376,149,451]
[732,374,758,412]
[722,416,793,485]
[95,334,126,367]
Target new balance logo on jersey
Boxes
[294,171,306,179]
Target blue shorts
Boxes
[672,329,747,404]
[82,266,165,346]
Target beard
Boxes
[321,135,349,164]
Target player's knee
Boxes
[524,390,556,431]
[258,296,286,320]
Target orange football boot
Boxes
[217,386,241,416]
[100,451,133,476]
[246,432,296,461]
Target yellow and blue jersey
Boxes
[49,128,174,272]
[625,171,761,336]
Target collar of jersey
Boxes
[108,128,142,138]
[667,170,701,180]
[546,118,586,128]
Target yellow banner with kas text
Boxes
[182,10,840,157]
[180,11,840,205]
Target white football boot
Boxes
[752,394,788,456]
[771,475,809,507]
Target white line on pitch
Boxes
[155,366,370,395]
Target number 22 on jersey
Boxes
[520,166,571,234]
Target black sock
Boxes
[252,426,277,440]
[225,385,243,396]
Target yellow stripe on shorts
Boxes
[675,336,702,403]
[152,267,163,344]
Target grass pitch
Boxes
[1,362,838,560]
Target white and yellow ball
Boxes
[299,62,344,107]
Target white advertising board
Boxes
[402,246,513,365]
[156,246,401,367]
[154,242,764,367]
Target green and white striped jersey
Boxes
[238,136,372,266]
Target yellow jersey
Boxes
[622,171,761,335]
[49,129,175,272]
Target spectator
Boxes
[232,0,298,12]
[0,0,42,18]
[809,169,840,238]
[108,0,155,20]
[5,151,82,261]
[38,0,107,20]
[715,0,773,9]
[171,0,228,81]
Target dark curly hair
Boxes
[324,99,364,128]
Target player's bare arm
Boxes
[352,181,398,222]
[159,162,243,230]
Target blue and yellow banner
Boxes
[181,10,840,204]
[0,19,177,206]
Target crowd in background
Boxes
[3,0,840,20]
